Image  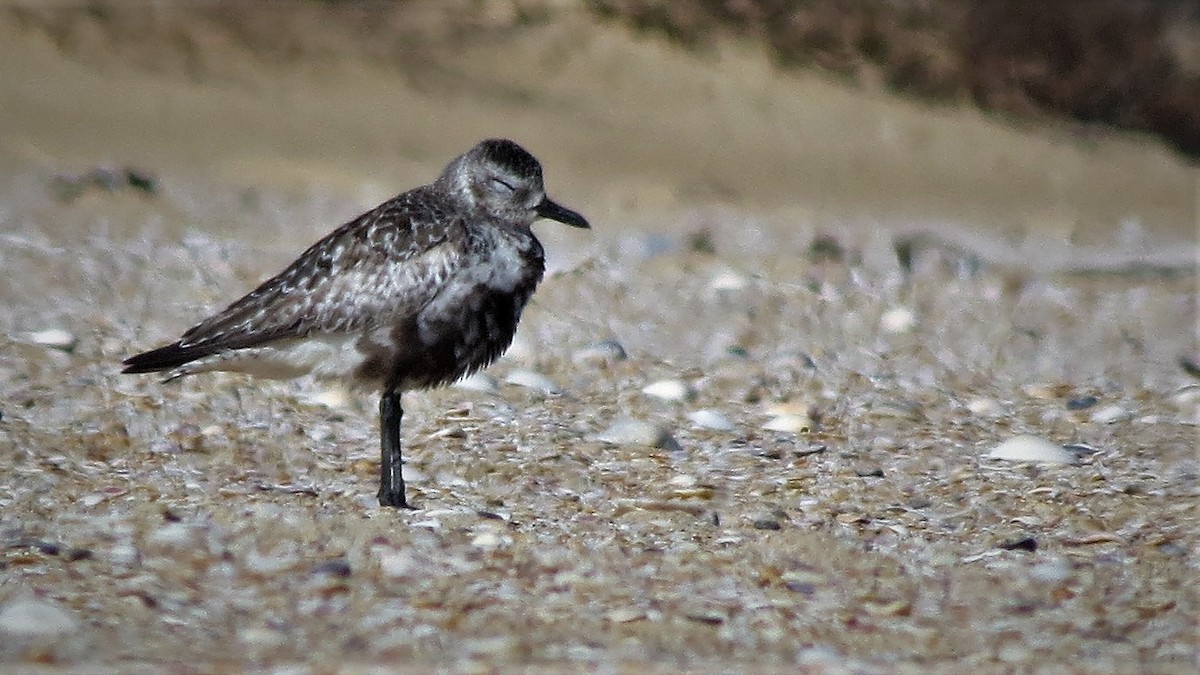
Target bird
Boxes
[122,138,590,508]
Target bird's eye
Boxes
[489,178,516,195]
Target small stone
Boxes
[965,397,1001,416]
[873,400,924,420]
[244,549,300,575]
[683,611,725,625]
[593,418,680,451]
[147,523,196,549]
[807,234,845,262]
[986,434,1077,465]
[1065,395,1099,411]
[311,559,352,577]
[879,307,916,334]
[763,414,814,433]
[108,542,140,567]
[999,536,1038,552]
[464,636,517,656]
[572,340,627,365]
[752,518,782,530]
[686,409,734,431]
[668,474,697,487]
[454,371,499,393]
[1029,558,1072,583]
[1181,354,1200,378]
[0,598,80,639]
[378,551,415,578]
[470,531,504,549]
[1062,443,1099,456]
[707,268,749,292]
[305,386,352,409]
[1022,383,1069,400]
[997,642,1033,664]
[20,328,77,352]
[642,379,694,403]
[503,370,561,394]
[65,548,93,562]
[794,444,827,458]
[238,626,287,649]
[606,607,645,623]
[1090,404,1130,424]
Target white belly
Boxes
[175,333,363,382]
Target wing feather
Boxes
[125,189,468,375]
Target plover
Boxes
[123,139,590,508]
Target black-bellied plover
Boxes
[123,138,590,508]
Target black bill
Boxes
[537,197,590,229]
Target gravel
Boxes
[1,127,1196,675]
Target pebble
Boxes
[1169,386,1200,424]
[1181,354,1200,378]
[668,474,697,488]
[470,531,505,550]
[999,536,1038,552]
[1029,558,1072,584]
[965,397,1002,416]
[879,306,916,334]
[503,370,561,395]
[244,549,300,575]
[454,371,499,393]
[986,434,1077,464]
[572,340,627,365]
[238,626,287,649]
[1065,395,1099,411]
[1089,404,1130,424]
[1022,383,1069,400]
[641,379,694,403]
[147,523,197,550]
[19,328,77,352]
[686,409,734,431]
[763,413,815,433]
[0,597,80,639]
[707,268,749,293]
[592,418,680,451]
[311,559,352,577]
[378,550,416,578]
[304,386,352,409]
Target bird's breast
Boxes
[351,227,545,392]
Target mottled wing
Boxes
[123,189,464,373]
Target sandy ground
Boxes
[0,5,1197,673]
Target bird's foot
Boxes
[377,488,414,509]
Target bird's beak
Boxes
[536,197,590,229]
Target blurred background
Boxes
[1,0,1196,253]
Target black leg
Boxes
[378,389,411,508]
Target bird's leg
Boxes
[378,389,411,508]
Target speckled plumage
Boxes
[124,139,590,507]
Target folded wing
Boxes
[123,192,464,375]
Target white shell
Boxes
[986,434,1077,464]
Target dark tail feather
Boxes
[122,341,215,374]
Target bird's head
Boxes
[442,139,590,231]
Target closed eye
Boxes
[489,178,516,195]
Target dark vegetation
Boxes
[10,0,1200,158]
[590,0,1200,158]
